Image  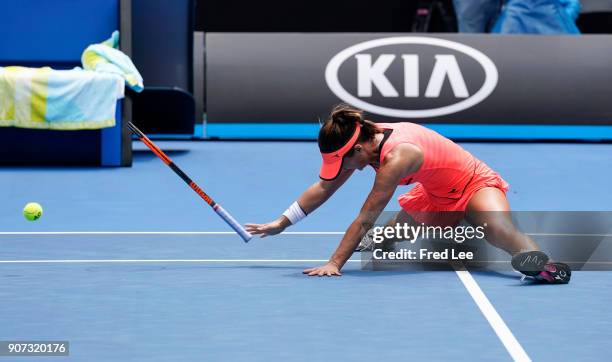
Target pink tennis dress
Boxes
[374,122,509,225]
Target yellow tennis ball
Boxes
[23,202,43,221]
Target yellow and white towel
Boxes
[0,66,124,130]
[82,30,144,92]
[0,31,142,130]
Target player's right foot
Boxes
[356,228,396,252]
[356,229,376,251]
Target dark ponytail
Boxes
[318,104,381,154]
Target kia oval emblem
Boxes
[325,37,498,118]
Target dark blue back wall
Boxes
[0,0,119,63]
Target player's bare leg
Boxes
[465,187,570,283]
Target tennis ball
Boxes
[23,202,43,221]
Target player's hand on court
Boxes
[245,220,286,238]
[303,262,342,277]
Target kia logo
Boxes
[325,37,498,118]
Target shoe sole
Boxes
[511,251,549,276]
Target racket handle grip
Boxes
[214,204,252,242]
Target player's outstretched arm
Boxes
[304,144,422,276]
[245,169,354,237]
[303,169,400,276]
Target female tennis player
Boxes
[245,104,570,284]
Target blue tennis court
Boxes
[2,141,612,361]
[3,2,612,360]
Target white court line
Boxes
[0,259,607,265]
[0,259,361,264]
[0,231,344,235]
[454,267,531,362]
[0,231,609,237]
[525,233,612,237]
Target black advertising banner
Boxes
[206,33,612,125]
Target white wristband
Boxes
[282,201,307,225]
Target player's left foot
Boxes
[511,250,549,276]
